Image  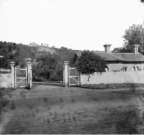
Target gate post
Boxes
[64,61,69,87]
[26,59,32,89]
[79,73,82,86]
[10,61,15,88]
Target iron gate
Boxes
[15,67,27,88]
[69,67,80,86]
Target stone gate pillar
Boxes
[79,73,82,86]
[26,58,32,89]
[64,61,69,87]
[10,61,15,88]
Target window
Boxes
[137,66,139,71]
[133,67,136,71]
[123,67,127,71]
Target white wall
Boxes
[81,71,144,85]
[107,63,144,72]
[0,74,12,88]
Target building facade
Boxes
[72,44,144,85]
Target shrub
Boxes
[76,50,107,81]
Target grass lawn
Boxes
[82,83,144,89]
[1,85,144,134]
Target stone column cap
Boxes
[133,44,140,47]
[10,61,15,65]
[64,61,69,65]
[25,58,31,62]
[103,44,111,47]
[0,55,4,58]
[26,61,32,65]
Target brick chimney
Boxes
[133,44,139,54]
[103,44,111,53]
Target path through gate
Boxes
[13,59,32,89]
[15,67,27,88]
[69,67,80,86]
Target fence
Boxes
[81,71,144,85]
[0,62,14,88]
[63,61,144,87]
[0,60,32,89]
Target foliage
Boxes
[51,46,76,66]
[33,54,63,81]
[0,41,34,68]
[76,50,107,81]
[33,46,78,81]
[113,24,144,54]
[0,41,80,81]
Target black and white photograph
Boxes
[0,0,144,134]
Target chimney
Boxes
[133,44,139,54]
[103,44,111,53]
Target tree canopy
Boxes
[0,41,79,81]
[76,50,107,81]
[113,24,144,54]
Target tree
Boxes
[123,24,144,53]
[53,46,76,65]
[112,24,144,54]
[0,41,33,68]
[75,50,107,81]
[32,54,64,81]
[36,54,58,80]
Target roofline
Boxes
[75,52,81,58]
[75,52,144,62]
[108,53,126,61]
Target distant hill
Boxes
[0,41,81,67]
[29,42,56,58]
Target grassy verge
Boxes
[3,105,141,134]
[0,88,15,97]
[1,86,144,134]
[0,88,13,109]
[81,83,144,90]
[0,88,15,120]
[33,82,64,87]
[0,88,9,123]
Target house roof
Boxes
[75,51,144,62]
[112,53,144,62]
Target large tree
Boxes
[0,41,33,68]
[76,50,107,81]
[113,24,144,54]
[32,54,63,81]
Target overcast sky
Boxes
[0,0,144,51]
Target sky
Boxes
[0,0,144,51]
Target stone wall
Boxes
[81,71,144,85]
[107,63,144,72]
[0,73,12,88]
